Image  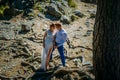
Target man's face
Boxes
[56,26,59,30]
[56,25,61,30]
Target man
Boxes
[51,23,67,67]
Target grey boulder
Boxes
[46,3,62,18]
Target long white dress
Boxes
[41,30,55,70]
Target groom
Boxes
[51,23,67,67]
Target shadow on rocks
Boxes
[29,66,60,80]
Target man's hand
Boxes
[54,46,58,49]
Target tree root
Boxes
[13,53,30,58]
[0,41,13,50]
[46,68,82,79]
[26,56,40,63]
[73,46,92,51]
[0,74,26,80]
[21,61,36,72]
[26,67,94,80]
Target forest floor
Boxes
[0,1,96,80]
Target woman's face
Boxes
[50,26,55,32]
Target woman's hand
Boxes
[43,44,45,48]
[54,46,58,49]
[43,31,47,48]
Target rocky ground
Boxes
[0,0,96,80]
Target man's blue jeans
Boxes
[50,44,66,66]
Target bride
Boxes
[41,23,56,71]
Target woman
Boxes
[41,23,56,71]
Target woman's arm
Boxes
[43,31,47,48]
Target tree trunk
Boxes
[93,0,120,80]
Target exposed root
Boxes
[0,74,26,80]
[21,61,36,72]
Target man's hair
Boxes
[55,23,62,27]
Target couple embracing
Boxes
[41,23,68,71]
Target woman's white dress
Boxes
[41,30,55,70]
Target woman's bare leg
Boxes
[46,47,53,70]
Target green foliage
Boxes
[38,6,43,12]
[53,0,62,1]
[27,13,34,17]
[68,0,77,8]
[40,0,50,2]
[46,0,50,2]
[0,5,9,16]
[33,3,43,12]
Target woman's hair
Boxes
[50,23,55,28]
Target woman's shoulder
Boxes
[46,29,50,33]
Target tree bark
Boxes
[93,0,120,80]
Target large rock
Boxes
[60,15,71,24]
[85,19,90,27]
[0,21,17,40]
[86,30,93,36]
[14,0,34,10]
[73,10,85,18]
[37,13,45,19]
[71,14,79,22]
[87,9,96,18]
[56,2,66,14]
[4,8,23,17]
[20,21,34,32]
[61,0,69,7]
[24,8,34,15]
[0,30,16,40]
[45,3,62,18]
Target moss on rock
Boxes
[68,0,77,8]
[0,5,9,16]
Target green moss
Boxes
[68,0,77,8]
[0,5,9,16]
